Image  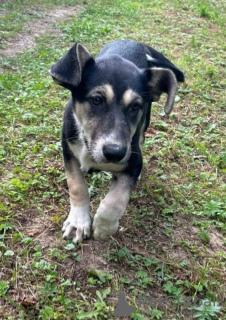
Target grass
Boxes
[0,0,225,319]
[0,0,82,47]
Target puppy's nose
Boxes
[103,144,127,162]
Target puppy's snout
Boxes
[103,144,127,162]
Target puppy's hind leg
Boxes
[62,157,91,244]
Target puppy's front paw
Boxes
[92,214,119,240]
[62,205,91,244]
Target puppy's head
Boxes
[50,43,178,164]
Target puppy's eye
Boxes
[91,96,103,106]
[130,102,141,112]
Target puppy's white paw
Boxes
[92,214,119,240]
[62,205,91,244]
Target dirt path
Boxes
[0,5,83,57]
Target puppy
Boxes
[49,39,184,243]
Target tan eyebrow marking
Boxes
[87,84,114,104]
[122,89,142,107]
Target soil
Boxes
[0,5,83,57]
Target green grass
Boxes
[0,0,81,45]
[0,0,225,319]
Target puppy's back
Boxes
[97,39,148,69]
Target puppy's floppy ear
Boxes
[146,68,178,115]
[144,44,185,82]
[49,43,93,90]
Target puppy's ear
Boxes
[146,68,178,115]
[144,44,185,82]
[49,43,93,90]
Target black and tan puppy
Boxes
[49,39,184,243]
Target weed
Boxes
[149,309,164,319]
[192,299,222,320]
[198,230,210,244]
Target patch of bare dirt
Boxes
[207,232,226,254]
[0,5,83,57]
[171,214,226,256]
[24,215,57,248]
[22,206,112,271]
[172,215,200,244]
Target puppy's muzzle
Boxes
[103,144,127,162]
